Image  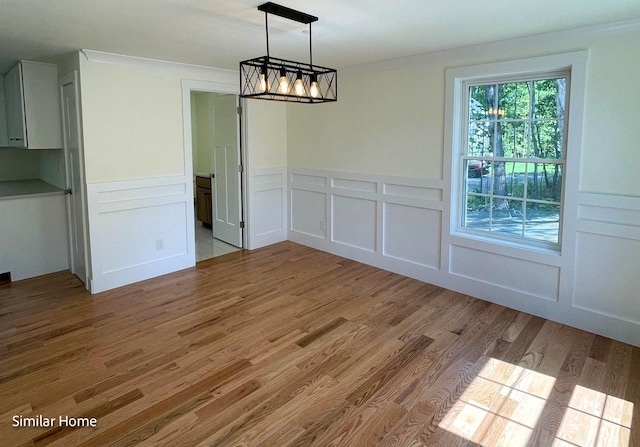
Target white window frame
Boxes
[444,51,588,256]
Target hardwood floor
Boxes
[0,241,638,447]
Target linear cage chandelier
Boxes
[239,2,337,103]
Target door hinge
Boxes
[237,106,243,115]
[240,221,245,229]
[238,164,244,173]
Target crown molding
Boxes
[341,18,640,76]
[80,50,238,85]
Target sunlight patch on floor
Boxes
[439,357,554,446]
[439,358,633,447]
[553,386,632,446]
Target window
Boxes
[447,52,587,253]
[460,74,568,249]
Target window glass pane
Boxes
[469,86,490,118]
[532,120,563,159]
[525,203,560,243]
[492,199,524,238]
[492,161,509,197]
[504,162,526,199]
[528,163,562,202]
[465,159,490,180]
[468,120,493,157]
[499,82,529,120]
[533,79,565,119]
[464,195,490,231]
[500,122,530,158]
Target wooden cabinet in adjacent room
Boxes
[196,175,212,227]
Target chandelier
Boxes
[239,2,337,103]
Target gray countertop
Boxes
[0,179,63,200]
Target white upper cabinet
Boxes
[3,61,62,149]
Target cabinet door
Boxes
[3,64,27,147]
[196,186,212,226]
[21,61,62,149]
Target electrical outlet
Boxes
[156,239,164,250]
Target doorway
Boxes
[189,90,244,262]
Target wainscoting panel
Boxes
[570,193,640,341]
[291,189,327,239]
[331,195,377,251]
[99,202,188,273]
[383,203,441,268]
[573,232,640,324]
[87,176,194,293]
[288,167,445,283]
[248,167,287,249]
[449,244,560,302]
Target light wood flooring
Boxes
[0,241,638,447]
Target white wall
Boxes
[38,150,65,189]
[287,22,640,346]
[0,149,40,180]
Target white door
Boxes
[60,72,88,285]
[213,144,242,247]
[212,96,242,248]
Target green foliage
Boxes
[467,78,565,159]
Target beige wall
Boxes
[191,91,214,175]
[580,32,640,194]
[287,66,443,179]
[80,60,186,182]
[245,99,287,169]
[287,25,640,197]
[78,52,287,183]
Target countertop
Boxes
[0,179,64,200]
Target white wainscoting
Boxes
[288,167,445,284]
[86,176,195,293]
[570,193,640,344]
[247,166,287,249]
[288,167,640,347]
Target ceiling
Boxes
[1,0,640,74]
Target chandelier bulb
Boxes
[258,65,269,93]
[279,68,289,94]
[309,74,319,98]
[294,71,305,96]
